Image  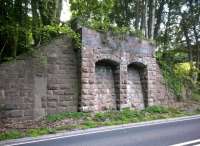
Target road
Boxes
[5,117,200,146]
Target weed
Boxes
[0,130,23,141]
[26,128,54,137]
[144,105,169,113]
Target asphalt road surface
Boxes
[6,117,200,146]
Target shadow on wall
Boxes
[127,62,148,110]
[95,59,120,111]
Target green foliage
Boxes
[156,50,199,100]
[70,0,200,81]
[174,63,191,77]
[81,121,98,129]
[0,130,23,141]
[0,0,71,63]
[75,18,145,40]
[144,106,169,114]
[70,0,114,24]
[27,128,55,137]
[158,59,183,99]
[91,106,188,125]
[0,23,80,63]
[0,24,32,60]
[39,24,80,47]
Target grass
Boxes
[26,128,56,137]
[1,106,200,141]
[0,131,24,141]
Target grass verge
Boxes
[1,106,200,141]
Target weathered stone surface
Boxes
[0,27,176,121]
[127,66,145,110]
[80,27,176,111]
[0,36,79,121]
[44,37,79,115]
[95,62,118,111]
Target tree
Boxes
[0,0,63,61]
[134,0,140,30]
[154,0,165,38]
[31,0,41,45]
[148,0,155,39]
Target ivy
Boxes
[159,60,183,100]
[156,50,199,100]
[38,24,81,48]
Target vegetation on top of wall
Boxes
[72,17,146,40]
[0,23,81,63]
[38,24,81,48]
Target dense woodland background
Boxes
[0,0,199,99]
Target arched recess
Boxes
[95,59,120,111]
[127,62,148,109]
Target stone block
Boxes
[48,102,57,108]
[24,110,32,116]
[7,110,23,118]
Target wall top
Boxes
[80,27,155,57]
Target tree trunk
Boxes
[55,0,62,23]
[39,0,62,25]
[140,0,148,37]
[13,0,24,58]
[148,0,155,39]
[181,13,192,63]
[135,0,140,30]
[38,0,51,25]
[31,0,41,45]
[154,0,165,38]
[163,0,172,49]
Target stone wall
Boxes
[0,36,79,121]
[0,57,46,120]
[80,27,175,111]
[45,37,79,115]
[0,27,176,121]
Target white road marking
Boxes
[3,115,200,146]
[170,139,200,146]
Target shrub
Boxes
[144,106,169,114]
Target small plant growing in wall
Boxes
[0,104,6,112]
